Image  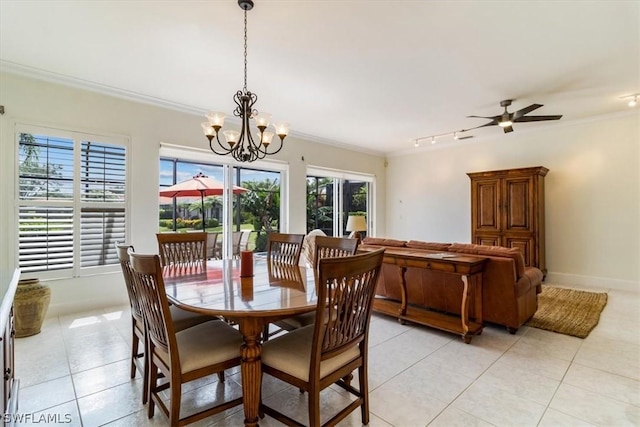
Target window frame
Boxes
[15,123,130,280]
[306,166,375,237]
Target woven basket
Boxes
[14,278,51,338]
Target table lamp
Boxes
[345,215,367,241]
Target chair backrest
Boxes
[116,243,143,323]
[267,260,305,288]
[239,230,251,251]
[232,231,243,257]
[156,232,207,272]
[311,248,384,369]
[129,252,177,356]
[314,236,359,270]
[206,232,219,259]
[266,233,305,265]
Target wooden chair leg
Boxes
[169,373,182,426]
[130,321,138,379]
[142,332,149,405]
[308,384,320,427]
[217,371,225,382]
[262,324,270,342]
[359,364,370,425]
[147,358,157,418]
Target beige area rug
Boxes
[526,285,608,338]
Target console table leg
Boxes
[460,275,470,341]
[398,266,408,317]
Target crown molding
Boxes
[1,60,385,157]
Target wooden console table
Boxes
[359,247,487,343]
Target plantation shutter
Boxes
[79,141,126,268]
[17,129,128,278]
[18,206,74,273]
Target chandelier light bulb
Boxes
[206,112,226,127]
[629,96,637,107]
[223,130,240,147]
[273,122,290,138]
[261,131,274,146]
[253,112,272,129]
[453,132,459,140]
[431,136,436,145]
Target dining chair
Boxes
[212,230,244,259]
[266,232,305,265]
[239,230,252,252]
[156,232,207,272]
[232,230,243,258]
[261,233,305,340]
[206,232,220,259]
[129,251,243,426]
[116,243,222,404]
[259,248,385,426]
[273,236,360,333]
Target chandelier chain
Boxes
[243,9,248,92]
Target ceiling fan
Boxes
[468,100,562,133]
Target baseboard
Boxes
[47,295,128,318]
[544,272,639,293]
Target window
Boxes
[159,156,283,252]
[17,127,127,278]
[306,167,374,237]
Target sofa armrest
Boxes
[523,267,544,293]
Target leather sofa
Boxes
[360,238,544,333]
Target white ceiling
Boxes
[1,1,638,155]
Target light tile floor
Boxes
[14,286,640,426]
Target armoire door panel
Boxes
[475,235,500,246]
[503,237,534,267]
[475,180,501,231]
[504,177,533,231]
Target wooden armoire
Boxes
[467,166,547,275]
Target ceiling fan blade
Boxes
[457,135,474,140]
[467,115,499,120]
[514,115,563,122]
[503,125,514,133]
[468,121,498,130]
[513,103,543,120]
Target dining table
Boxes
[163,256,317,427]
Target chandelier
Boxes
[201,0,290,163]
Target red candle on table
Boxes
[240,250,254,277]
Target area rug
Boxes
[526,285,608,338]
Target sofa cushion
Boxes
[449,243,526,279]
[361,237,407,247]
[405,240,451,251]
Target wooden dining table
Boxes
[163,256,317,427]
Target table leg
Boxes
[238,318,263,427]
[460,275,470,342]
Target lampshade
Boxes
[345,215,367,232]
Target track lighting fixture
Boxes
[413,129,473,147]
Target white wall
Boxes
[386,112,640,291]
[0,72,386,315]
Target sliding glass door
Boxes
[306,168,374,237]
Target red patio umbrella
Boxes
[159,172,248,230]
